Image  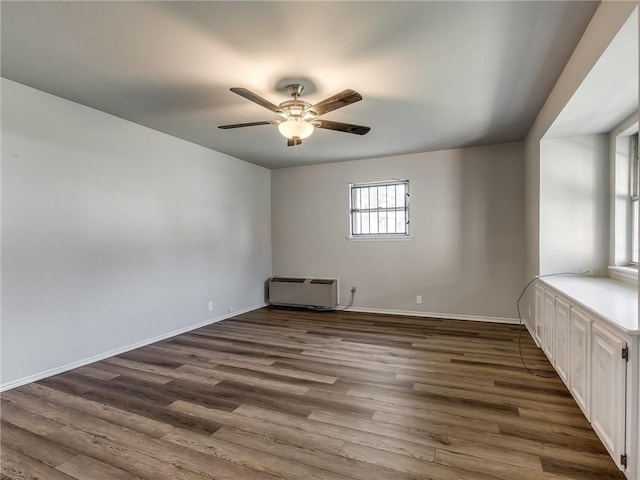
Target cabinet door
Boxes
[569,308,592,417]
[591,322,627,470]
[554,297,570,384]
[542,290,555,361]
[534,285,543,346]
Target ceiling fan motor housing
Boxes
[286,83,304,97]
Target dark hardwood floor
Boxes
[1,307,626,479]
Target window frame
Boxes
[610,116,639,280]
[348,179,410,238]
[629,133,639,266]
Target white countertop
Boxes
[540,275,638,335]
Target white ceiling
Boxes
[1,1,599,169]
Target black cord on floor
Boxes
[306,288,356,312]
[516,272,584,378]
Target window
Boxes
[630,133,638,264]
[349,180,409,237]
[611,121,638,276]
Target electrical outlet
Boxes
[416,295,423,304]
[208,302,214,312]
[228,306,234,313]
[580,267,595,275]
[351,286,356,293]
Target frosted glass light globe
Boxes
[278,118,314,139]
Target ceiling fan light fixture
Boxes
[278,118,314,140]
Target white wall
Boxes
[272,143,524,321]
[524,1,638,280]
[540,135,609,275]
[0,79,271,389]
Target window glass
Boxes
[350,180,409,237]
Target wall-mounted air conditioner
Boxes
[268,277,338,309]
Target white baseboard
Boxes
[343,306,519,324]
[0,303,266,392]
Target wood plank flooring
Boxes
[1,307,626,480]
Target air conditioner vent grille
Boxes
[271,277,305,283]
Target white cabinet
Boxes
[569,307,592,417]
[534,285,543,346]
[553,297,570,383]
[591,322,628,470]
[535,279,638,479]
[542,290,555,361]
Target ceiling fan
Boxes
[218,84,371,146]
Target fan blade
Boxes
[230,88,282,113]
[310,89,362,115]
[287,138,302,147]
[218,121,272,129]
[316,120,370,135]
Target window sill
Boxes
[608,265,638,286]
[347,236,412,242]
